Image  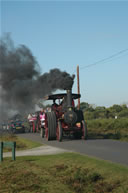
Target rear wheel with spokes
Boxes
[82,120,88,140]
[57,121,63,142]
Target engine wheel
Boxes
[46,112,56,140]
[82,120,88,140]
[57,121,63,142]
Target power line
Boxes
[79,48,128,70]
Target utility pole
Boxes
[77,65,80,110]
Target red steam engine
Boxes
[40,89,87,142]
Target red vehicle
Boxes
[40,89,87,142]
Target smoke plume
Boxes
[0,35,75,120]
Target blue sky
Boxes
[1,0,128,107]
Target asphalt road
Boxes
[17,133,128,166]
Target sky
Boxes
[1,0,128,107]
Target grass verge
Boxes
[0,133,42,152]
[0,153,128,193]
[87,119,128,142]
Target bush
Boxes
[86,118,128,141]
[118,109,128,118]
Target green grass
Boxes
[0,153,128,193]
[87,118,128,141]
[0,134,42,152]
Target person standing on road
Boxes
[39,108,46,138]
[27,113,33,132]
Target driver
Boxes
[51,99,58,111]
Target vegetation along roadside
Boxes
[0,134,42,152]
[0,153,128,193]
[80,103,128,141]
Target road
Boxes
[18,133,128,166]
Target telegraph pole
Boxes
[77,65,80,109]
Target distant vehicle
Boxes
[7,120,25,133]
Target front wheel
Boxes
[82,120,88,140]
[57,121,63,142]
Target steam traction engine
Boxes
[42,89,87,141]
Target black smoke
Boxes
[0,35,75,120]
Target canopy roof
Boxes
[45,93,81,100]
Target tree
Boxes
[111,104,122,113]
[118,109,128,118]
[80,102,90,111]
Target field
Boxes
[0,153,128,193]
